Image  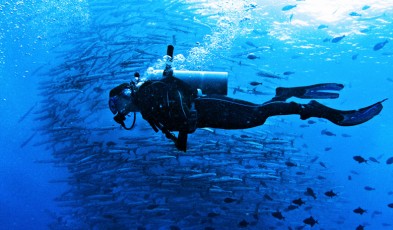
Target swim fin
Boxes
[300,99,387,126]
[273,83,344,101]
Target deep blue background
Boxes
[1,1,392,229]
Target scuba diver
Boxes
[109,46,387,152]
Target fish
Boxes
[256,69,285,79]
[19,102,38,123]
[263,194,273,201]
[317,175,326,180]
[283,71,295,75]
[310,156,319,163]
[349,12,362,17]
[319,162,327,168]
[352,53,359,60]
[324,147,332,151]
[246,41,258,48]
[372,210,382,217]
[285,204,298,211]
[305,187,317,199]
[247,53,258,59]
[282,4,297,11]
[323,38,331,42]
[321,129,336,136]
[388,203,393,208]
[249,81,263,86]
[353,155,367,163]
[324,190,337,198]
[364,186,375,191]
[307,120,316,124]
[373,40,389,51]
[292,198,305,206]
[207,212,220,218]
[368,157,380,163]
[386,156,393,164]
[317,24,328,29]
[303,216,318,227]
[362,5,370,10]
[342,133,351,138]
[285,161,297,167]
[382,52,393,56]
[224,197,237,203]
[238,219,249,228]
[20,132,38,148]
[272,211,285,220]
[331,35,346,43]
[353,207,367,215]
[356,225,365,230]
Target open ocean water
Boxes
[1,0,393,229]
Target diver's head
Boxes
[108,83,139,116]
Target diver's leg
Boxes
[300,99,386,126]
[271,83,344,102]
[195,96,386,129]
[195,96,303,129]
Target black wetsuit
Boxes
[131,77,384,151]
[135,76,302,151]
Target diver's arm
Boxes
[151,120,187,152]
[176,131,188,152]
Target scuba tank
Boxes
[145,45,228,95]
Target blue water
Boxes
[1,1,393,229]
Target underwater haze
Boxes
[1,0,393,229]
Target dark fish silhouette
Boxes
[331,35,346,43]
[238,219,249,228]
[292,198,305,206]
[303,216,318,227]
[285,161,297,167]
[169,225,180,230]
[207,212,220,218]
[352,53,359,60]
[318,24,328,29]
[364,186,375,191]
[310,156,319,163]
[349,12,362,17]
[373,40,389,51]
[285,204,299,211]
[224,197,237,203]
[353,207,367,215]
[305,187,317,199]
[388,203,393,208]
[247,53,258,59]
[317,175,326,180]
[319,162,327,168]
[371,211,383,218]
[283,71,295,75]
[272,210,285,220]
[263,194,273,201]
[342,133,352,138]
[307,120,316,124]
[386,156,393,165]
[368,157,380,163]
[353,155,367,163]
[356,225,365,230]
[324,190,337,198]
[249,81,263,86]
[362,5,370,10]
[324,147,332,151]
[321,129,336,136]
[282,4,297,11]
